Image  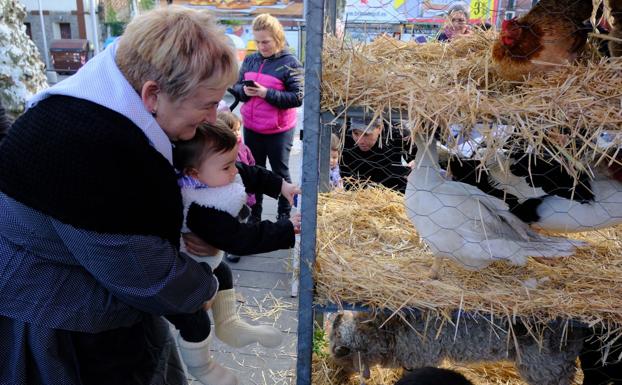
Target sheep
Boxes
[329,311,585,385]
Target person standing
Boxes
[0,6,238,385]
[437,7,472,42]
[340,116,416,193]
[232,13,303,222]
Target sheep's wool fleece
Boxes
[180,174,247,269]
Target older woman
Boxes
[437,7,472,42]
[0,7,237,385]
[232,13,303,226]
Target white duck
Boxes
[405,134,585,276]
[446,152,622,233]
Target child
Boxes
[218,111,254,175]
[218,111,256,263]
[171,120,301,385]
[330,133,343,190]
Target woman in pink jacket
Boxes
[231,13,303,222]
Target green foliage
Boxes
[105,5,118,23]
[220,19,246,26]
[105,4,125,36]
[107,21,125,37]
[313,326,329,358]
[139,0,156,11]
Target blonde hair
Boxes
[217,111,242,133]
[330,133,341,152]
[116,6,238,100]
[252,13,286,52]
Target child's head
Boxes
[330,133,341,169]
[217,111,242,138]
[173,120,239,187]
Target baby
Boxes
[171,120,301,385]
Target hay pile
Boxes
[321,31,622,177]
[312,354,583,385]
[314,187,622,333]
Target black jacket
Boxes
[340,128,416,193]
[186,163,296,256]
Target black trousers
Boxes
[243,127,295,218]
[165,262,233,343]
[581,334,622,384]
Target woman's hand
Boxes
[182,232,219,256]
[244,83,268,99]
[281,181,301,205]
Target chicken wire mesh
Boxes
[315,116,622,383]
[302,0,622,383]
[338,0,502,42]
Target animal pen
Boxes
[296,0,622,384]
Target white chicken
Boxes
[405,134,585,277]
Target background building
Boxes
[18,0,104,67]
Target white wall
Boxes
[20,0,77,12]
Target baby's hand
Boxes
[289,212,302,234]
[281,181,301,205]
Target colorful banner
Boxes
[344,0,497,23]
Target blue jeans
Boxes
[243,127,295,218]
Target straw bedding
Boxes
[321,30,622,178]
[312,354,584,385]
[314,186,622,337]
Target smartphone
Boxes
[243,80,257,87]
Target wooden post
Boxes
[76,0,87,39]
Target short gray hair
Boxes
[116,6,238,100]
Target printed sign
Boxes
[344,0,498,24]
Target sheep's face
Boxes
[328,312,371,379]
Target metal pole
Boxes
[296,0,324,381]
[37,0,50,70]
[88,0,100,54]
[327,0,337,34]
[132,0,140,18]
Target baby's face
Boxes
[330,150,339,168]
[192,145,239,187]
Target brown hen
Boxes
[608,0,622,56]
[492,0,593,81]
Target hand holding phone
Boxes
[243,80,257,88]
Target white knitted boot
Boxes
[177,334,238,385]
[213,289,283,348]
